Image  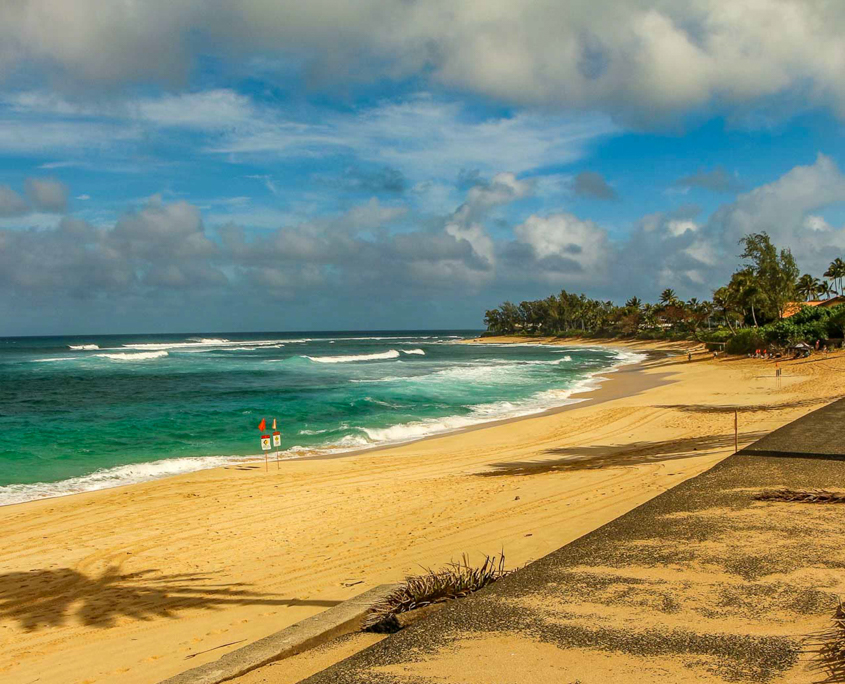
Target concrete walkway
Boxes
[301,398,845,683]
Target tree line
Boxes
[484,232,845,353]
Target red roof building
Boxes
[782,296,845,318]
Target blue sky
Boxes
[2,1,845,335]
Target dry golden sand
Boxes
[1,339,843,684]
[365,458,845,684]
[236,632,386,684]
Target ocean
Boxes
[0,331,642,506]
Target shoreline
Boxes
[5,343,844,684]
[0,342,659,508]
[304,346,671,462]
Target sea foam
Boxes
[0,455,247,507]
[121,339,301,351]
[95,351,169,361]
[305,350,400,363]
[68,344,99,350]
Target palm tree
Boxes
[796,273,822,301]
[625,296,642,310]
[713,286,741,333]
[659,288,678,306]
[818,280,836,299]
[824,258,845,296]
[729,268,761,327]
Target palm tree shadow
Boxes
[0,566,341,631]
[477,431,768,476]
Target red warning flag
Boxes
[257,418,266,431]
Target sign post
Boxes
[273,430,282,469]
[260,434,271,471]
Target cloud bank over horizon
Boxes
[4,155,845,335]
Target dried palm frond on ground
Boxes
[363,553,511,633]
[806,600,845,681]
[754,488,845,503]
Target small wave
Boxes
[611,349,647,367]
[305,350,400,364]
[523,356,571,365]
[95,351,169,361]
[0,455,248,507]
[121,339,302,351]
[180,344,286,352]
[401,349,425,356]
[68,344,99,350]
[362,397,404,408]
[321,336,434,342]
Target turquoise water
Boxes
[0,331,641,505]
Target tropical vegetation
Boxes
[483,232,845,354]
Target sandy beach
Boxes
[3,340,844,684]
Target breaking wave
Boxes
[68,344,99,350]
[121,338,303,351]
[305,350,401,363]
[95,351,169,361]
[0,455,248,507]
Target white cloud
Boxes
[3,2,845,120]
[0,185,27,217]
[705,153,845,270]
[207,95,617,179]
[803,214,830,232]
[25,177,68,212]
[615,154,845,297]
[444,172,534,267]
[134,90,257,129]
[682,240,717,267]
[666,219,697,237]
[0,119,139,154]
[514,212,610,274]
[344,198,407,231]
[0,90,615,180]
[5,154,845,322]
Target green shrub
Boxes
[726,328,768,355]
[698,328,733,343]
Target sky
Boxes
[2,1,845,335]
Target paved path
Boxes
[302,398,845,683]
[742,394,845,458]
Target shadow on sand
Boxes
[477,431,768,477]
[656,398,822,413]
[0,566,341,631]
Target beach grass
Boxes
[363,553,511,632]
[807,600,845,681]
[754,488,845,503]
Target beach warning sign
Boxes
[272,431,281,448]
[260,435,271,451]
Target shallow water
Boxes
[0,331,641,505]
